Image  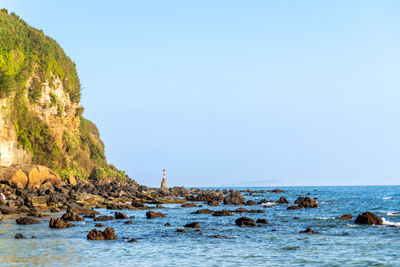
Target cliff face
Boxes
[0,9,126,181]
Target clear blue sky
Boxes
[2,0,400,186]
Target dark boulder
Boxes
[125,221,133,224]
[223,192,245,205]
[276,196,289,204]
[212,210,233,216]
[94,215,114,221]
[181,203,197,208]
[210,235,227,238]
[267,189,285,193]
[294,197,318,208]
[184,222,200,228]
[235,217,256,227]
[16,217,40,225]
[256,219,269,224]
[49,218,72,228]
[337,214,353,220]
[95,223,105,227]
[245,200,257,206]
[146,211,166,219]
[354,212,383,225]
[114,212,128,219]
[15,233,26,239]
[207,200,219,207]
[164,222,171,226]
[87,227,118,240]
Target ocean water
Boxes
[0,186,399,266]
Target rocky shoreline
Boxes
[0,166,388,241]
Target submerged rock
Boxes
[192,209,214,214]
[164,222,171,226]
[210,235,227,238]
[16,217,40,225]
[212,210,233,216]
[49,218,72,228]
[300,227,318,234]
[125,221,133,224]
[94,215,113,221]
[95,223,105,227]
[337,214,353,220]
[354,212,383,225]
[256,219,269,224]
[267,189,285,193]
[87,227,118,240]
[235,217,256,227]
[146,211,166,219]
[287,206,302,210]
[181,203,197,208]
[184,222,200,228]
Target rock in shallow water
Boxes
[184,222,200,228]
[16,217,40,225]
[146,211,166,219]
[256,219,269,224]
[212,210,233,216]
[235,217,256,227]
[337,214,353,220]
[61,212,84,221]
[114,212,128,219]
[354,212,382,225]
[87,227,118,240]
[49,218,72,228]
[94,215,113,221]
[15,233,26,239]
[300,227,318,234]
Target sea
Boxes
[0,186,399,266]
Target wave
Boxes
[261,202,276,206]
[382,217,400,227]
[383,197,392,200]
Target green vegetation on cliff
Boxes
[0,9,126,181]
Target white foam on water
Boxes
[262,202,276,206]
[383,197,392,200]
[347,224,358,228]
[382,217,400,227]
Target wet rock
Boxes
[61,212,84,221]
[256,219,269,224]
[114,212,128,219]
[300,227,318,234]
[0,212,2,222]
[223,192,245,205]
[16,217,40,225]
[210,235,227,238]
[192,209,214,214]
[276,196,289,204]
[232,208,265,213]
[181,203,197,208]
[294,197,318,208]
[49,218,72,228]
[15,233,26,239]
[156,204,164,208]
[337,214,353,220]
[125,221,133,224]
[267,189,285,193]
[245,200,257,206]
[94,215,114,221]
[164,222,171,226]
[95,223,105,227]
[212,210,233,216]
[87,227,118,240]
[127,238,137,242]
[0,205,21,214]
[235,217,256,227]
[177,228,187,233]
[207,200,219,207]
[184,222,200,228]
[287,206,302,210]
[293,217,300,220]
[354,212,383,225]
[146,211,166,219]
[129,216,135,219]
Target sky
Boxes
[1,0,400,186]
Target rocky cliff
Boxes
[0,9,126,182]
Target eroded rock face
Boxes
[87,227,118,240]
[49,218,72,228]
[0,165,61,189]
[223,192,245,205]
[235,217,256,227]
[354,212,383,225]
[146,211,166,219]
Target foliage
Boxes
[0,9,80,102]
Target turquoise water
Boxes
[0,186,399,266]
